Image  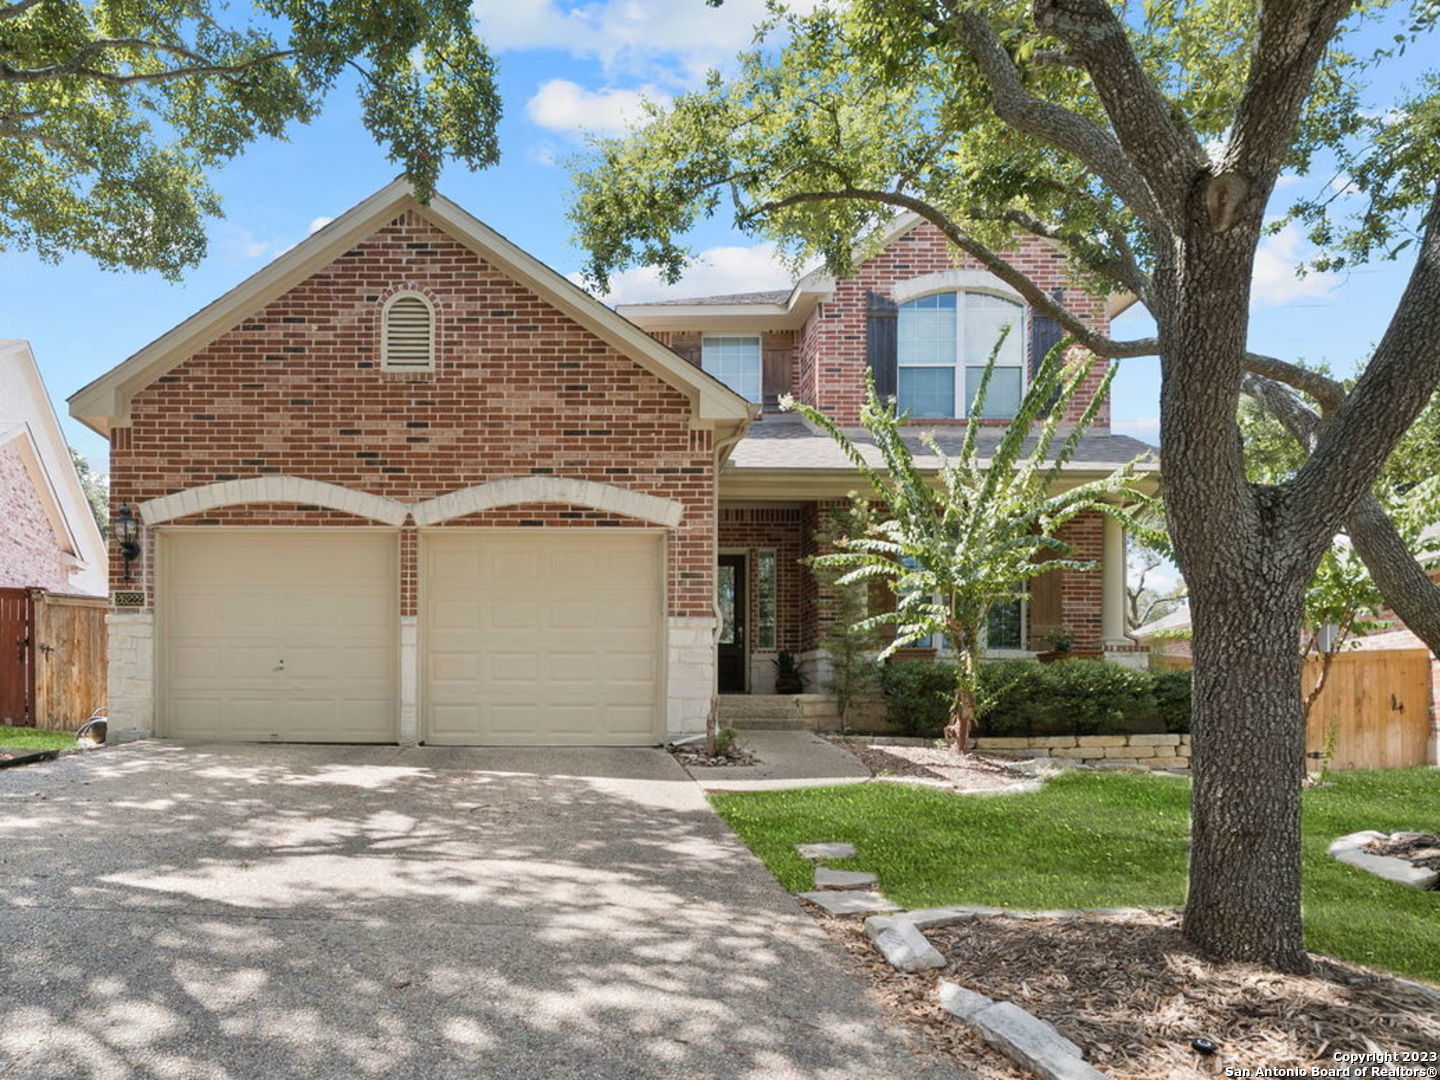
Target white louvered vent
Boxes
[382,293,435,370]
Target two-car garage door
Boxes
[159,529,663,744]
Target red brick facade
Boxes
[0,442,71,592]
[795,222,1110,427]
[109,210,717,617]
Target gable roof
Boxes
[69,179,753,437]
[1,341,108,596]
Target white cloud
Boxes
[1251,224,1337,306]
[474,0,821,83]
[1112,417,1159,444]
[223,229,278,261]
[573,242,796,305]
[308,216,334,235]
[526,79,671,135]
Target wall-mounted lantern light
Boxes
[115,505,141,582]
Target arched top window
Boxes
[381,292,435,371]
[897,292,1024,419]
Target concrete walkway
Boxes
[0,742,961,1080]
[686,730,874,792]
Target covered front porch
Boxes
[715,498,1141,697]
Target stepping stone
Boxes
[798,889,901,915]
[814,867,878,890]
[872,921,946,972]
[796,842,856,860]
[968,1000,1106,1080]
[938,981,995,1021]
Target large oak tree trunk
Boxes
[1181,573,1312,973]
[1159,208,1322,973]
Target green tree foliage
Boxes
[0,0,501,277]
[785,339,1152,750]
[68,446,107,538]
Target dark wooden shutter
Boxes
[866,291,898,399]
[1028,287,1066,415]
[1028,287,1066,380]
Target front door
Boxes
[717,555,746,693]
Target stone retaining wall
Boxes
[973,733,1191,770]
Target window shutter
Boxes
[866,291,898,399]
[383,295,434,369]
[1028,287,1066,415]
[1028,287,1066,380]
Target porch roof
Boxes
[725,414,1159,474]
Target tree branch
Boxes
[0,120,98,167]
[1027,0,1206,220]
[0,42,295,86]
[0,0,42,21]
[1290,181,1440,530]
[1224,0,1358,183]
[996,205,1153,302]
[939,5,1167,231]
[741,185,1161,357]
[1243,370,1440,659]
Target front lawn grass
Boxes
[710,769,1440,984]
[0,726,75,752]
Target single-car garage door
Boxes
[423,531,663,745]
[160,530,398,742]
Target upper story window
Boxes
[382,292,435,371]
[702,335,761,402]
[897,292,1024,418]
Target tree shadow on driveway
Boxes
[0,742,959,1079]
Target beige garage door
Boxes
[161,530,398,742]
[423,531,663,745]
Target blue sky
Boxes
[0,0,1425,473]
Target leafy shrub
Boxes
[881,657,1188,738]
[880,660,957,737]
[1151,669,1192,733]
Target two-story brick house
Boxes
[71,180,1152,745]
[623,216,1154,695]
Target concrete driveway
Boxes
[0,742,960,1079]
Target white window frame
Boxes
[754,547,778,651]
[896,291,1027,419]
[701,335,762,403]
[381,291,437,372]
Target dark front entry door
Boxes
[717,555,746,693]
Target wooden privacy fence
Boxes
[1304,648,1434,770]
[0,589,108,731]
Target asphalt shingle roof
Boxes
[638,289,794,307]
[727,414,1159,472]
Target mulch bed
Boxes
[1367,833,1440,874]
[827,737,1025,791]
[814,908,1440,1080]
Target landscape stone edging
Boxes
[1327,831,1440,890]
[862,904,1120,1079]
[974,733,1190,772]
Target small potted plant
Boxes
[1037,630,1074,664]
[772,650,807,694]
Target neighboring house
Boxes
[71,180,1151,746]
[1132,608,1193,664]
[1,341,107,596]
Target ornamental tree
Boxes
[0,0,501,276]
[785,341,1151,750]
[566,0,1440,971]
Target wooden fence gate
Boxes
[1304,648,1434,770]
[0,588,34,726]
[0,589,108,731]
